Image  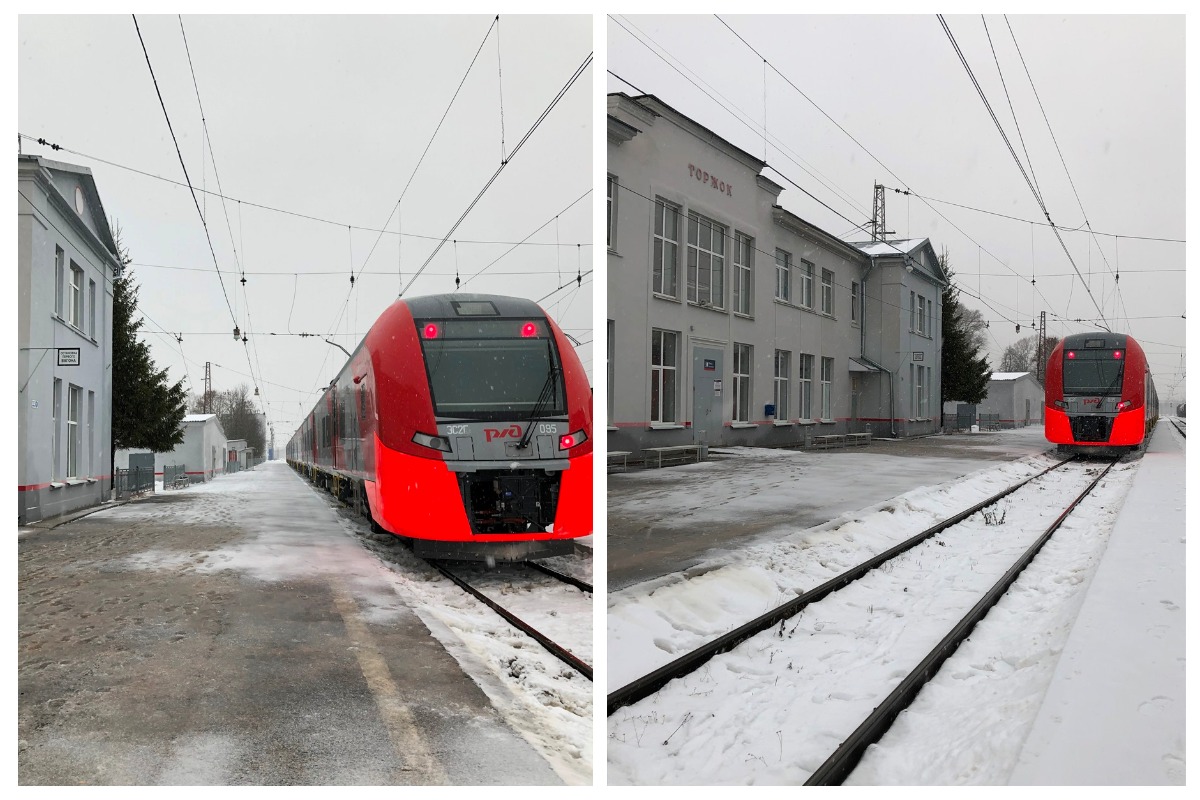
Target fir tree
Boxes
[939,251,992,406]
[110,223,188,483]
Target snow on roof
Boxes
[182,413,217,422]
[990,372,1031,381]
[845,238,926,257]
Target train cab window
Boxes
[1063,349,1125,395]
[417,317,566,420]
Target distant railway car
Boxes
[1044,332,1158,451]
[286,293,592,560]
[1177,403,1185,418]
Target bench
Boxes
[847,432,871,446]
[642,445,702,469]
[607,451,631,473]
[812,434,846,449]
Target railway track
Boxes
[609,456,1119,783]
[429,559,593,681]
[1169,417,1185,438]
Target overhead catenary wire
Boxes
[398,49,593,297]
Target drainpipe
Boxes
[859,257,896,437]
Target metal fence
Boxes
[163,464,188,489]
[114,466,156,500]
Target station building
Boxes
[18,155,121,524]
[607,93,946,458]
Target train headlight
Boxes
[559,430,588,450]
[412,431,453,452]
[1053,400,1068,409]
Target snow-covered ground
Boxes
[607,425,1184,785]
[104,463,593,784]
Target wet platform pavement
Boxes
[17,461,565,785]
[607,426,1055,590]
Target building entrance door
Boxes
[692,346,724,446]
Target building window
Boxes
[774,349,790,420]
[653,198,680,298]
[88,391,96,477]
[52,379,62,481]
[798,354,813,420]
[910,290,917,332]
[733,232,753,316]
[775,248,791,302]
[607,319,615,421]
[88,279,97,339]
[55,247,65,317]
[733,343,752,423]
[68,262,84,329]
[687,212,726,309]
[916,364,928,417]
[821,268,834,315]
[607,174,617,250]
[821,357,834,420]
[851,281,860,324]
[799,259,814,308]
[67,384,81,479]
[651,328,679,424]
[917,294,929,336]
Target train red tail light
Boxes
[1114,350,1123,359]
[521,322,538,337]
[1067,351,1076,359]
[423,323,440,339]
[559,430,587,450]
[1116,400,1132,411]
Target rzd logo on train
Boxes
[484,424,523,442]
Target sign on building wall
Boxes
[57,348,80,366]
[912,351,924,362]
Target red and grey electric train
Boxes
[1044,332,1159,452]
[286,293,592,560]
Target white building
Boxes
[607,93,945,458]
[116,414,229,483]
[18,155,121,524]
[980,372,1045,428]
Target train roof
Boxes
[1060,332,1132,349]
[402,293,545,319]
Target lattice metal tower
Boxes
[871,183,893,242]
[203,361,213,413]
[1035,311,1047,384]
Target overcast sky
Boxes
[18,14,593,450]
[608,13,1187,409]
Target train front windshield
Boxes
[418,318,566,419]
[1063,349,1125,396]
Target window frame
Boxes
[917,293,928,336]
[55,247,65,317]
[607,174,617,250]
[798,353,813,420]
[775,248,791,303]
[733,342,752,423]
[650,328,679,424]
[821,268,834,315]
[66,384,81,479]
[798,259,814,308]
[821,357,834,420]
[774,349,790,420]
[68,262,84,329]
[732,232,754,317]
[652,198,681,299]
[851,281,860,324]
[686,211,727,310]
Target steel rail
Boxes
[805,458,1117,784]
[607,456,1076,716]
[428,559,593,681]
[524,560,593,593]
[1170,418,1185,438]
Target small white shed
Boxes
[116,414,229,482]
[979,372,1045,428]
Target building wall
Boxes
[116,418,228,482]
[607,94,944,457]
[18,157,118,523]
[979,376,1044,427]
